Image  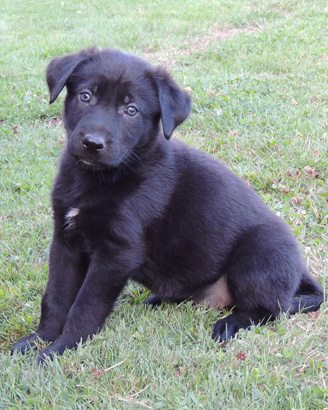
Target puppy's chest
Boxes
[63,205,110,239]
[64,207,82,232]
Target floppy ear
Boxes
[153,68,192,139]
[46,49,95,104]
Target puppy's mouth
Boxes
[77,157,109,170]
[69,149,126,170]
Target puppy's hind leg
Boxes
[212,218,304,342]
[290,270,324,314]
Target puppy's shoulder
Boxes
[168,139,265,206]
[169,139,234,177]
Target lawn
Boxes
[1,0,327,409]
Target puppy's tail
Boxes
[290,272,325,314]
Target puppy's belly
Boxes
[193,275,234,309]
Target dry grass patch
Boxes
[144,23,262,66]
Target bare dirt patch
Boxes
[144,23,262,66]
[188,23,261,54]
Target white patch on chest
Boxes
[65,207,80,231]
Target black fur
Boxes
[11,48,323,362]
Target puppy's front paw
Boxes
[37,339,69,365]
[11,333,38,355]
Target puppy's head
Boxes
[46,47,191,170]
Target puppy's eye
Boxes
[126,106,138,116]
[80,92,91,103]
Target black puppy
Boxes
[12,47,323,361]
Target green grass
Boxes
[1,0,327,408]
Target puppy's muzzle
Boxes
[82,134,106,152]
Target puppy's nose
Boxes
[82,134,105,152]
